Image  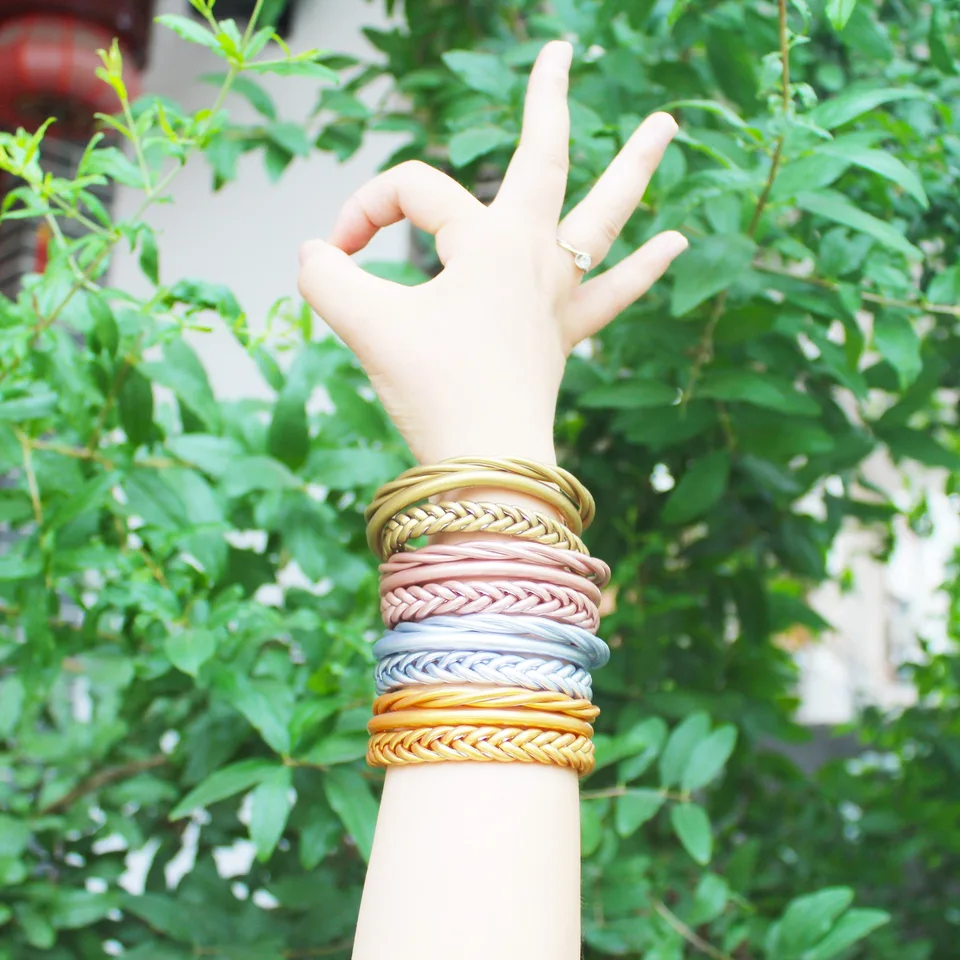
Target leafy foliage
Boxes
[0,0,957,958]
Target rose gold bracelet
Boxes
[380,578,600,630]
[367,725,596,775]
[378,558,602,603]
[378,501,588,560]
[371,684,600,721]
[379,539,611,587]
[367,706,594,738]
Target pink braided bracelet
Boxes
[381,577,601,630]
[378,539,611,587]
[378,559,604,605]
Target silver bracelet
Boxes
[373,630,597,669]
[375,649,594,699]
[390,613,610,669]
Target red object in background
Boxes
[0,1,153,65]
[0,15,141,135]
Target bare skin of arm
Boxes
[298,40,685,960]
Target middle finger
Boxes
[559,112,678,266]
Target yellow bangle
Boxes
[372,684,600,721]
[378,500,589,560]
[367,725,595,775]
[368,706,594,738]
[365,458,595,552]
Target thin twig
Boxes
[15,431,43,527]
[41,754,168,814]
[653,899,734,960]
[580,786,688,802]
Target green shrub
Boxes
[0,0,956,957]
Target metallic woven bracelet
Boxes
[372,631,596,670]
[380,578,600,630]
[379,500,589,560]
[365,466,588,555]
[379,559,602,604]
[390,614,610,669]
[367,725,595,775]
[366,457,595,535]
[374,650,594,699]
[368,705,594,738]
[372,684,599,721]
[379,539,611,586]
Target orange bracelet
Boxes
[372,684,600,721]
[367,725,595,775]
[367,706,594,738]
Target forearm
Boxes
[353,473,585,960]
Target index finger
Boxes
[494,40,573,224]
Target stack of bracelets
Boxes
[364,457,610,777]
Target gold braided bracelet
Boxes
[365,457,595,554]
[378,500,589,560]
[372,684,600,721]
[367,706,594,738]
[367,725,596,775]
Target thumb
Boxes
[297,238,403,340]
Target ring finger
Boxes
[558,112,678,267]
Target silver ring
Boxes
[373,632,595,669]
[557,238,592,272]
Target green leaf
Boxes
[669,235,757,316]
[202,72,277,118]
[581,380,679,409]
[670,803,712,864]
[879,427,960,471]
[167,434,244,477]
[0,816,30,858]
[0,676,25,737]
[222,456,301,497]
[615,790,666,837]
[249,767,293,862]
[873,316,922,389]
[245,57,339,81]
[156,14,223,53]
[441,51,514,99]
[0,390,57,421]
[323,766,378,863]
[306,448,408,488]
[593,717,668,773]
[170,759,280,820]
[661,451,730,525]
[659,712,710,786]
[269,393,310,470]
[776,888,854,955]
[817,141,928,207]
[929,8,958,75]
[139,228,160,283]
[796,191,921,260]
[118,368,154,446]
[580,798,605,857]
[141,340,220,431]
[267,121,312,157]
[301,732,369,766]
[164,628,217,677]
[697,369,821,415]
[802,908,890,960]
[691,873,729,925]
[448,127,515,168]
[809,87,925,130]
[681,724,738,792]
[83,147,146,188]
[826,0,859,31]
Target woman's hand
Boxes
[298,40,686,465]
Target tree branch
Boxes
[653,899,734,960]
[41,753,168,814]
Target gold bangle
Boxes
[378,500,589,560]
[367,725,595,775]
[365,470,585,554]
[368,706,594,738]
[372,684,600,721]
[366,458,595,546]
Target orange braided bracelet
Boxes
[367,725,596,775]
[372,684,600,721]
[367,706,594,738]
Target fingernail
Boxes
[549,40,573,68]
[664,232,689,257]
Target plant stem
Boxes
[242,0,268,47]
[683,0,791,404]
[16,431,43,527]
[580,786,689,802]
[41,754,168,814]
[653,899,734,960]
